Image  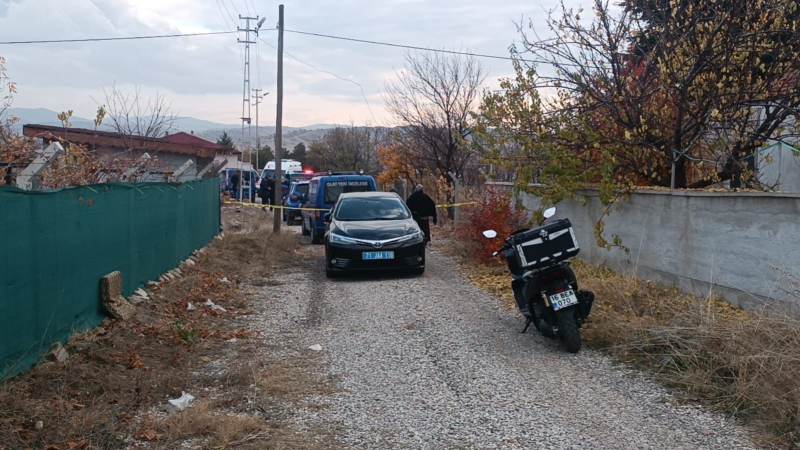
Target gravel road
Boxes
[259,246,757,449]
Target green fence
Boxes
[0,179,220,379]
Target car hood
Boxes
[332,219,419,240]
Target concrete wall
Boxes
[494,183,800,313]
[96,148,208,182]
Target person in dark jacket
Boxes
[260,176,275,208]
[406,184,437,245]
[230,171,240,200]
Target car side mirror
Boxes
[543,207,557,219]
[482,230,498,239]
[323,212,332,224]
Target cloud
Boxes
[0,0,22,17]
[1,0,563,126]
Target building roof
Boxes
[22,124,232,159]
[163,131,230,151]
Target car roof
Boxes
[339,191,400,200]
[311,174,374,182]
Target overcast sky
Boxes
[0,0,566,127]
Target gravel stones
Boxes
[255,249,757,449]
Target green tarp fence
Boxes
[0,179,221,379]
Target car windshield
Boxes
[335,197,411,221]
[293,184,309,195]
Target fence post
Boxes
[123,153,152,182]
[197,158,228,179]
[169,159,195,183]
[447,171,460,225]
[16,142,64,190]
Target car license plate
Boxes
[549,289,578,311]
[362,251,395,260]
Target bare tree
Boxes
[102,86,177,146]
[307,126,383,173]
[385,52,485,192]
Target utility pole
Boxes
[273,4,284,233]
[252,88,269,172]
[238,14,266,202]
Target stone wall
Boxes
[492,183,800,312]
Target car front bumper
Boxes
[325,240,425,271]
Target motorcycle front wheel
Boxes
[556,308,582,353]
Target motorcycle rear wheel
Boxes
[556,309,581,353]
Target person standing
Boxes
[230,171,240,200]
[406,184,437,245]
[249,173,257,203]
[260,176,275,208]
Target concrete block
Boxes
[48,342,69,363]
[100,271,135,320]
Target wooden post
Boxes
[273,4,284,233]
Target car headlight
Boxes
[329,232,360,245]
[397,229,424,244]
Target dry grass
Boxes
[574,261,800,448]
[0,205,321,450]
[460,255,800,448]
[158,401,267,448]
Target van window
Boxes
[308,180,319,197]
[294,184,309,196]
[323,179,372,203]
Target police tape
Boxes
[223,200,329,211]
[437,201,477,209]
[223,200,477,211]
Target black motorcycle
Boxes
[483,207,594,353]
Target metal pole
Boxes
[670,149,676,190]
[252,89,269,173]
[253,88,261,172]
[239,14,258,202]
[273,4,284,233]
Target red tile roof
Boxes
[23,124,235,159]
[163,132,229,151]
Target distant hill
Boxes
[5,107,97,130]
[5,107,385,149]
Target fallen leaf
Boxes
[136,429,160,441]
[127,353,145,370]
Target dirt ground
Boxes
[0,205,333,450]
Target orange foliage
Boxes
[460,188,526,263]
[376,143,416,185]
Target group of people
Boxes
[227,171,281,207]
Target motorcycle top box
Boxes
[506,218,580,272]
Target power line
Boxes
[258,36,377,124]
[281,28,551,65]
[216,0,237,29]
[0,30,235,45]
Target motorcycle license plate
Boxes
[549,289,578,311]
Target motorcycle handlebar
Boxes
[492,241,511,258]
